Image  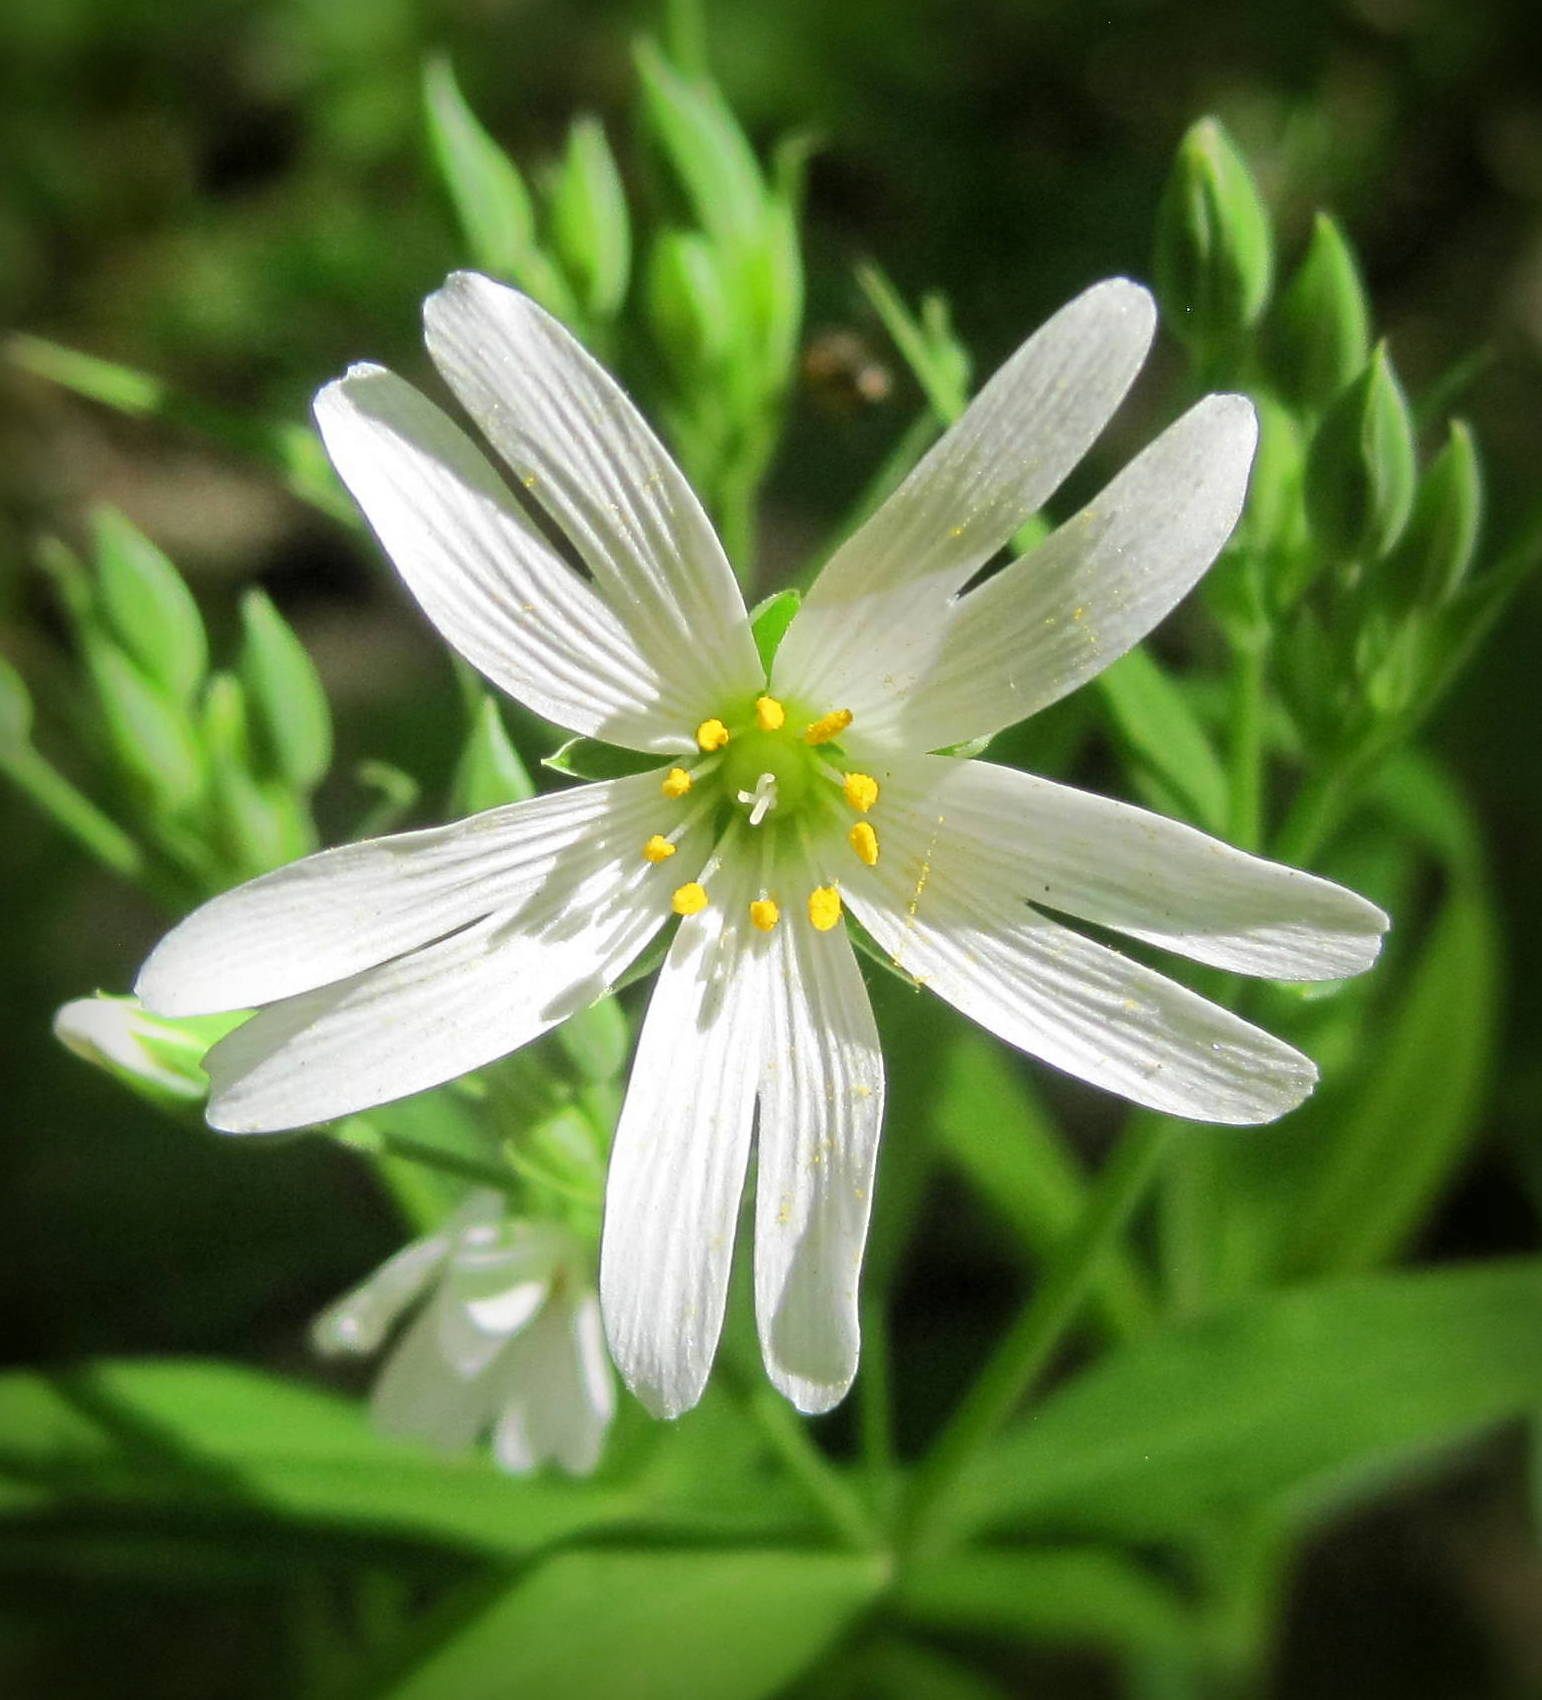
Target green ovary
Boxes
[718,727,817,817]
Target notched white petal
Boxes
[314,365,685,750]
[423,273,761,710]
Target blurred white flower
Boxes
[313,1191,613,1476]
[138,272,1387,1421]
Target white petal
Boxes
[773,278,1155,729]
[846,852,1316,1126]
[201,803,708,1132]
[436,1219,564,1376]
[753,845,884,1414]
[872,756,1389,980]
[370,1286,499,1453]
[310,1230,453,1357]
[315,366,686,751]
[600,859,769,1419]
[879,394,1257,751]
[492,1291,615,1476]
[138,772,672,1018]
[424,274,762,712]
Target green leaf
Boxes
[555,994,630,1085]
[750,587,801,672]
[856,263,970,424]
[0,1361,635,1558]
[451,693,535,814]
[1286,872,1499,1276]
[1094,647,1229,834]
[950,1260,1542,1544]
[0,651,34,748]
[90,509,207,705]
[238,589,332,791]
[897,1547,1193,1658]
[542,737,660,782]
[385,1546,886,1700]
[931,1030,1153,1341]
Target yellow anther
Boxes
[804,708,853,746]
[695,718,730,752]
[642,834,677,864]
[808,885,843,931]
[849,821,879,866]
[749,898,780,932]
[842,772,879,812]
[661,767,693,798]
[672,882,709,916]
[754,695,786,731]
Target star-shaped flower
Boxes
[312,1191,613,1474]
[137,272,1387,1419]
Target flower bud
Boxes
[548,116,631,322]
[646,229,733,376]
[238,589,332,792]
[1305,343,1416,561]
[91,509,208,706]
[88,641,205,815]
[1269,213,1371,413]
[1153,117,1274,358]
[54,993,239,1107]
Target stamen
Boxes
[808,885,843,931]
[661,767,693,798]
[804,708,853,746]
[735,770,779,827]
[642,834,677,864]
[672,882,709,916]
[749,898,780,932]
[842,772,879,812]
[849,822,879,866]
[695,718,730,752]
[754,695,786,731]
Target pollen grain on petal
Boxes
[749,898,780,932]
[661,766,693,798]
[642,834,677,864]
[849,822,879,866]
[754,695,786,731]
[842,772,879,812]
[672,882,710,916]
[803,708,853,747]
[695,718,730,752]
[807,885,843,931]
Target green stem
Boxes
[857,1291,896,1515]
[902,1117,1175,1558]
[2,749,145,882]
[727,1362,880,1551]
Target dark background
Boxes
[1,1,1540,1693]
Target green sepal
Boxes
[547,116,631,322]
[1393,419,1483,608]
[53,992,241,1109]
[452,692,535,815]
[1268,212,1371,413]
[543,737,661,782]
[90,509,207,706]
[87,641,205,816]
[1305,342,1417,562]
[237,588,332,791]
[421,55,576,322]
[1153,116,1274,358]
[749,587,801,672]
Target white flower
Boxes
[137,271,1388,1420]
[312,1191,614,1475]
